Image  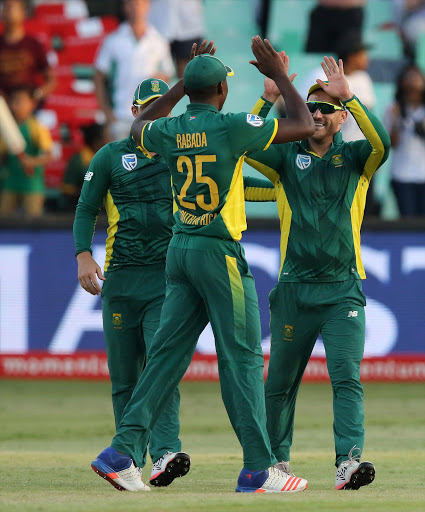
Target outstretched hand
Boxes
[250,36,288,79]
[263,51,297,101]
[190,39,216,60]
[316,56,352,102]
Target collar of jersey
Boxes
[186,103,219,113]
[299,130,343,158]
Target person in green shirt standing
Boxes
[74,78,191,491]
[90,36,315,494]
[245,56,391,490]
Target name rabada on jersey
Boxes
[180,210,217,226]
[176,132,208,149]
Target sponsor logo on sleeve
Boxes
[122,153,137,171]
[246,114,264,127]
[84,171,94,181]
[296,154,311,170]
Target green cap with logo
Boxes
[133,78,170,106]
[183,54,234,90]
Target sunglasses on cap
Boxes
[306,101,345,114]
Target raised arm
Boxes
[318,56,390,178]
[250,36,314,143]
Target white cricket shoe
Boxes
[150,451,190,487]
[236,465,308,493]
[91,447,151,492]
[335,446,375,490]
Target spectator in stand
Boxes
[94,0,174,140]
[384,64,425,217]
[392,0,425,60]
[61,123,108,211]
[0,0,56,104]
[0,87,53,218]
[305,0,366,54]
[149,0,205,78]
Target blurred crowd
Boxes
[0,0,424,219]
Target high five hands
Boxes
[263,50,297,102]
[316,56,353,102]
[250,36,289,79]
[190,39,217,60]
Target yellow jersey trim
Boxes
[220,155,247,241]
[346,97,385,180]
[104,190,120,272]
[264,118,278,150]
[225,255,246,332]
[244,186,276,202]
[244,158,280,185]
[137,123,152,159]
[275,183,292,278]
[306,149,321,158]
[170,176,178,215]
[251,98,266,116]
[350,174,369,279]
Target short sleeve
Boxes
[227,113,278,157]
[95,34,114,74]
[36,123,53,152]
[138,118,165,156]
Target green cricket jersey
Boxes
[73,135,174,272]
[73,134,275,271]
[138,103,278,241]
[245,95,390,282]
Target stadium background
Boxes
[0,0,424,382]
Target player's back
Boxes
[140,103,277,241]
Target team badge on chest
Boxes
[122,153,137,171]
[296,154,311,170]
[332,154,343,167]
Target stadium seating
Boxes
[0,0,403,214]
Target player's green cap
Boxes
[133,78,169,106]
[183,54,234,90]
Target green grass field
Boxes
[0,380,424,512]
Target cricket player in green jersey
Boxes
[245,56,391,490]
[91,36,315,493]
[74,78,191,490]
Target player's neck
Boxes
[3,24,25,43]
[307,137,333,157]
[189,99,221,110]
[130,19,147,40]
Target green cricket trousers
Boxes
[111,234,276,471]
[265,280,367,467]
[101,263,181,466]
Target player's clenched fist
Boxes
[250,36,288,79]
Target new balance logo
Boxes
[84,171,94,181]
[348,311,358,318]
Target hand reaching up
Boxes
[316,56,353,102]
